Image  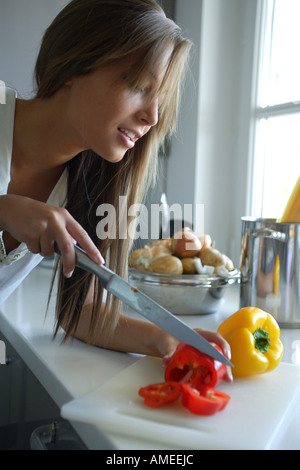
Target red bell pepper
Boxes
[138,382,182,408]
[164,342,226,388]
[182,383,230,416]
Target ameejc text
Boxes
[148,455,193,466]
[0,340,6,365]
[0,80,6,105]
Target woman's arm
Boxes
[73,302,177,357]
[73,302,233,382]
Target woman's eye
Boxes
[132,82,152,95]
[124,78,153,96]
[132,84,145,94]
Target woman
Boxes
[0,0,232,378]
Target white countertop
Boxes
[0,262,300,450]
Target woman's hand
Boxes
[0,194,104,276]
[194,328,233,382]
[161,328,233,383]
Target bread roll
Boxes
[148,238,172,250]
[149,244,172,257]
[128,247,153,270]
[198,234,212,250]
[222,254,234,272]
[199,246,224,267]
[181,257,197,274]
[148,255,183,275]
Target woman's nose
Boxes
[137,98,159,127]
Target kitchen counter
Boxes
[0,262,300,450]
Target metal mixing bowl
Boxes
[128,268,240,315]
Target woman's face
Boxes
[65,52,171,162]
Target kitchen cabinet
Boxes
[0,331,87,450]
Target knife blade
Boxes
[56,245,232,367]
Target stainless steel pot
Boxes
[240,217,300,328]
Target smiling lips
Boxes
[119,128,137,141]
[119,128,142,148]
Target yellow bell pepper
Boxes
[218,307,284,377]
[279,175,300,223]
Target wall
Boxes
[0,0,67,97]
[167,0,257,265]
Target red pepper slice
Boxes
[182,383,230,415]
[164,342,226,388]
[138,382,182,408]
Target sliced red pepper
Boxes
[138,382,182,408]
[182,383,230,416]
[164,342,226,388]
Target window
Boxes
[250,0,300,219]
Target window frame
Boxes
[248,0,300,218]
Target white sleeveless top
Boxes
[0,87,67,304]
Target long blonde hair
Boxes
[35,0,192,344]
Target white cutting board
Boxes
[61,356,300,449]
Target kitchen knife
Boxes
[55,245,232,367]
